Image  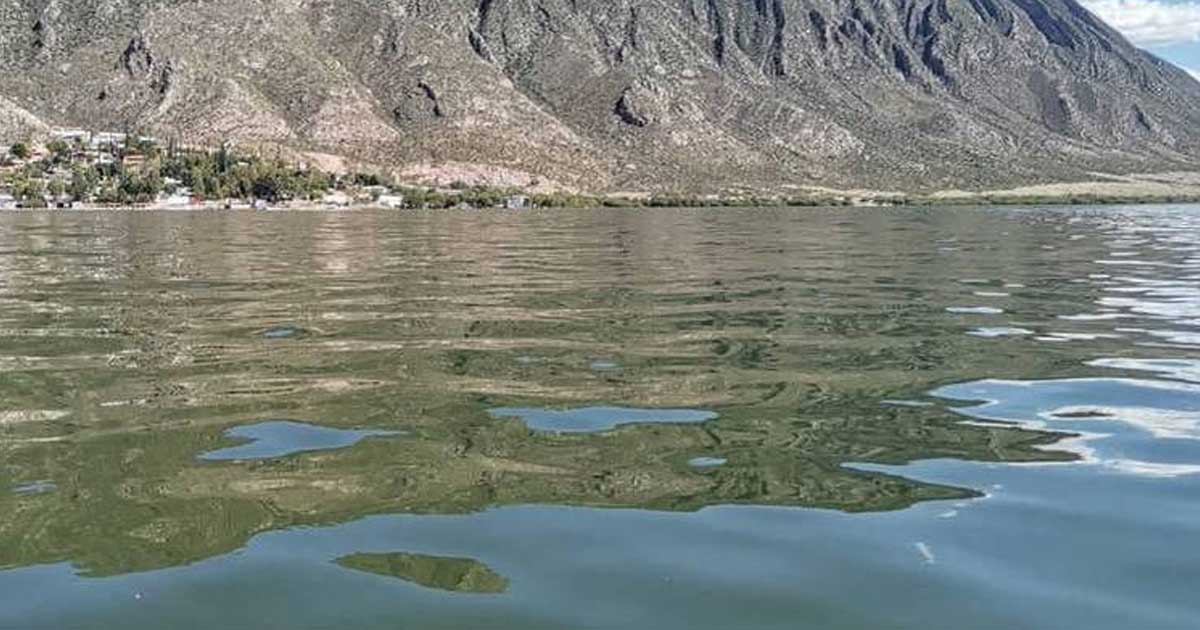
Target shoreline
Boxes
[5,191,1200,213]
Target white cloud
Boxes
[1080,0,1200,46]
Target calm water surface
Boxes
[199,421,402,461]
[1,206,1199,629]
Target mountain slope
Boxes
[1,0,1198,192]
[0,94,47,141]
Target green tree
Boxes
[14,176,45,207]
[47,140,71,163]
[130,136,158,159]
[69,166,97,201]
[9,142,30,160]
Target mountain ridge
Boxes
[1,0,1198,193]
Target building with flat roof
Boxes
[504,195,531,210]
[377,194,405,209]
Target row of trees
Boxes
[5,136,877,209]
[155,148,336,202]
[3,139,348,205]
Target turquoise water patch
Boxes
[263,325,306,339]
[488,407,717,433]
[933,378,1200,477]
[933,378,1200,439]
[200,421,401,461]
[688,457,728,469]
[1089,358,1200,384]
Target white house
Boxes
[0,193,16,210]
[504,195,531,210]
[160,189,193,208]
[90,132,127,151]
[322,190,351,208]
[52,129,90,145]
[376,194,405,209]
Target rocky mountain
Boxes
[1,0,1198,193]
[0,94,47,140]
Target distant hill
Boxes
[1,0,1198,193]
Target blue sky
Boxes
[1080,0,1200,77]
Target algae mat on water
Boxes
[0,209,1104,578]
[335,552,509,593]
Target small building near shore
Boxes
[52,129,91,146]
[376,194,405,209]
[0,193,16,210]
[504,195,531,210]
[322,191,351,208]
[90,132,127,151]
[160,191,194,208]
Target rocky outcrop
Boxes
[0,0,1197,192]
[0,95,48,141]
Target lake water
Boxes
[198,421,402,461]
[1,206,1198,629]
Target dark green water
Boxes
[1,206,1198,629]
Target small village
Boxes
[0,129,533,211]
